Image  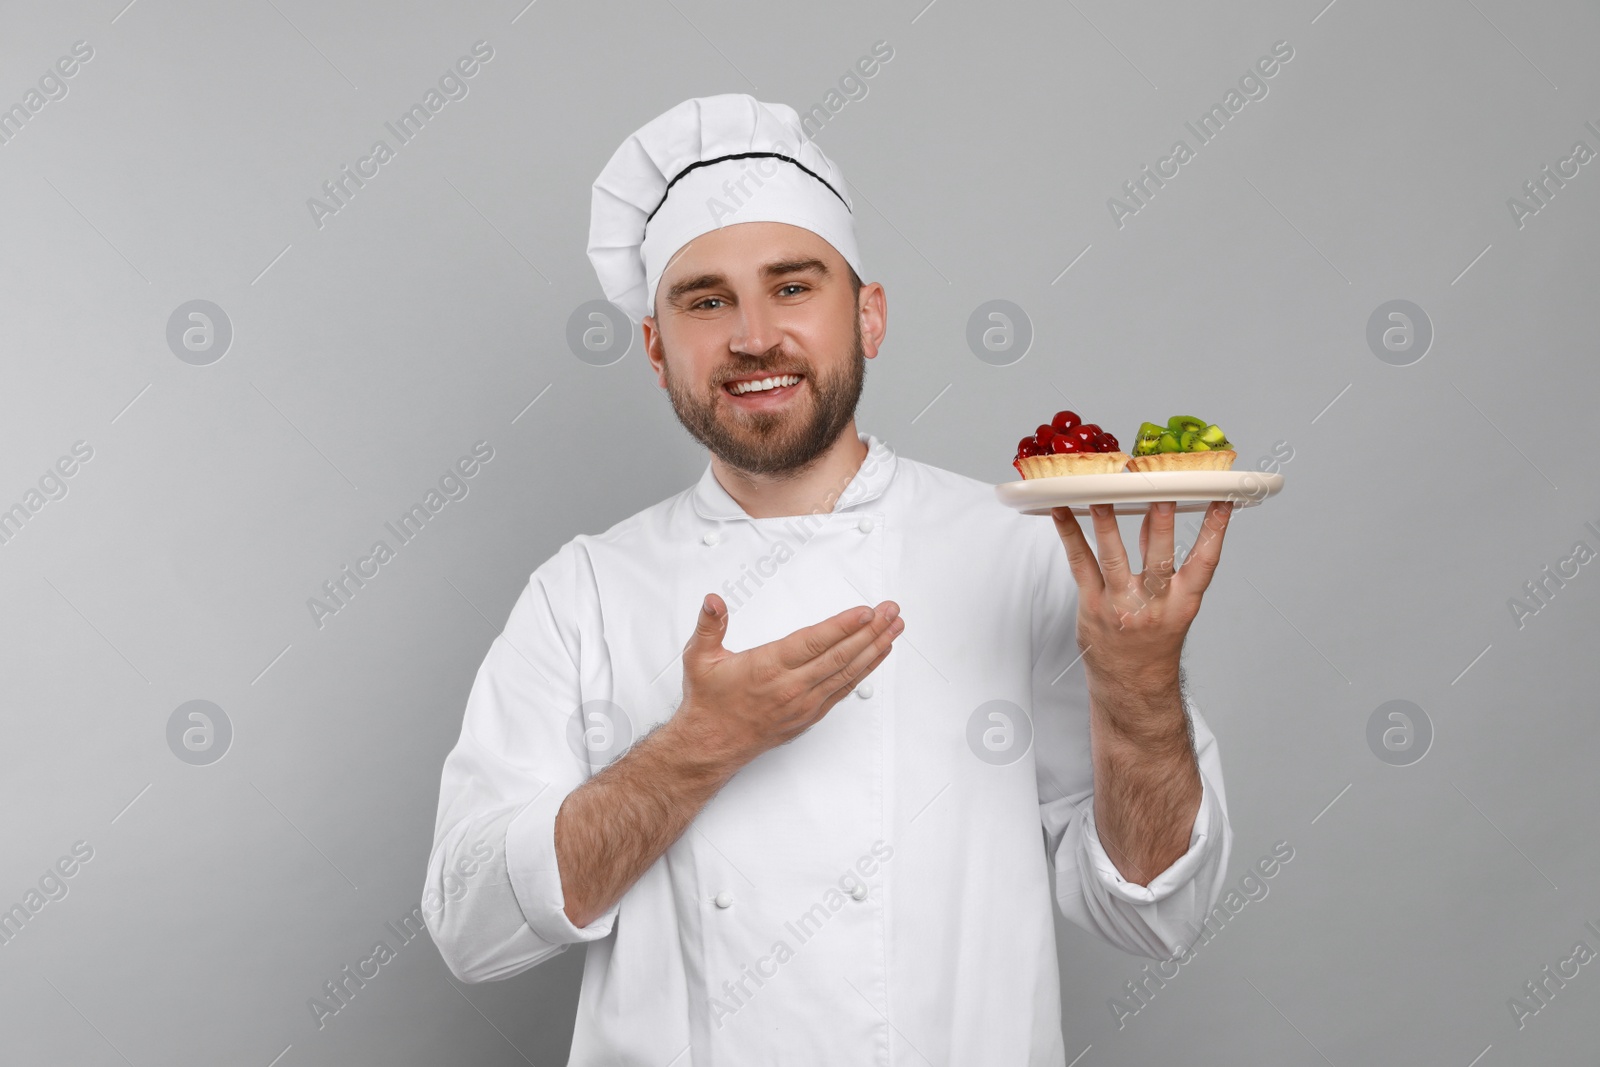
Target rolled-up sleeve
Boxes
[504,775,621,946]
[1058,696,1231,958]
[422,538,619,984]
[1079,712,1227,906]
[1026,514,1234,960]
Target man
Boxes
[424,93,1235,1065]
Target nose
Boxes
[729,297,780,357]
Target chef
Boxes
[424,92,1237,1065]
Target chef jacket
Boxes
[423,430,1232,1066]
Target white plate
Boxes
[995,469,1284,516]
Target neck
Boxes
[710,423,869,519]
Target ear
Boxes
[642,315,667,388]
[858,282,887,359]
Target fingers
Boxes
[1141,501,1177,595]
[1173,501,1232,611]
[797,602,902,689]
[1087,504,1134,590]
[1049,507,1105,597]
[815,617,902,702]
[776,601,898,672]
[684,593,728,658]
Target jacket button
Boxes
[857,517,874,533]
[702,531,721,546]
[714,891,733,908]
[855,683,874,700]
[850,883,868,901]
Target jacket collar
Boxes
[690,431,898,522]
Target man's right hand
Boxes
[551,594,903,928]
[676,593,904,768]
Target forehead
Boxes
[659,221,837,283]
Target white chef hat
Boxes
[587,93,864,325]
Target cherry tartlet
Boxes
[1013,410,1130,478]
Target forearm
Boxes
[554,713,747,928]
[1086,667,1202,887]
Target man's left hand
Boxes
[1049,499,1233,717]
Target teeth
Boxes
[730,374,800,395]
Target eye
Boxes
[691,296,727,310]
[778,283,808,296]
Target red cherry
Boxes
[1051,434,1081,453]
[1067,425,1098,448]
[1034,424,1056,449]
[1051,410,1081,433]
[1096,432,1120,452]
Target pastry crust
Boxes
[1125,450,1236,473]
[1017,451,1130,478]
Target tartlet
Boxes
[1013,410,1129,478]
[1126,416,1236,472]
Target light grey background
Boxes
[2,0,1596,1064]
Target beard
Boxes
[662,314,866,477]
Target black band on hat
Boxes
[643,151,851,230]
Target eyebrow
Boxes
[664,257,831,305]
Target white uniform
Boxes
[423,431,1232,1065]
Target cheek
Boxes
[668,351,720,398]
[786,305,854,358]
[660,327,722,381]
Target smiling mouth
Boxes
[723,373,805,400]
